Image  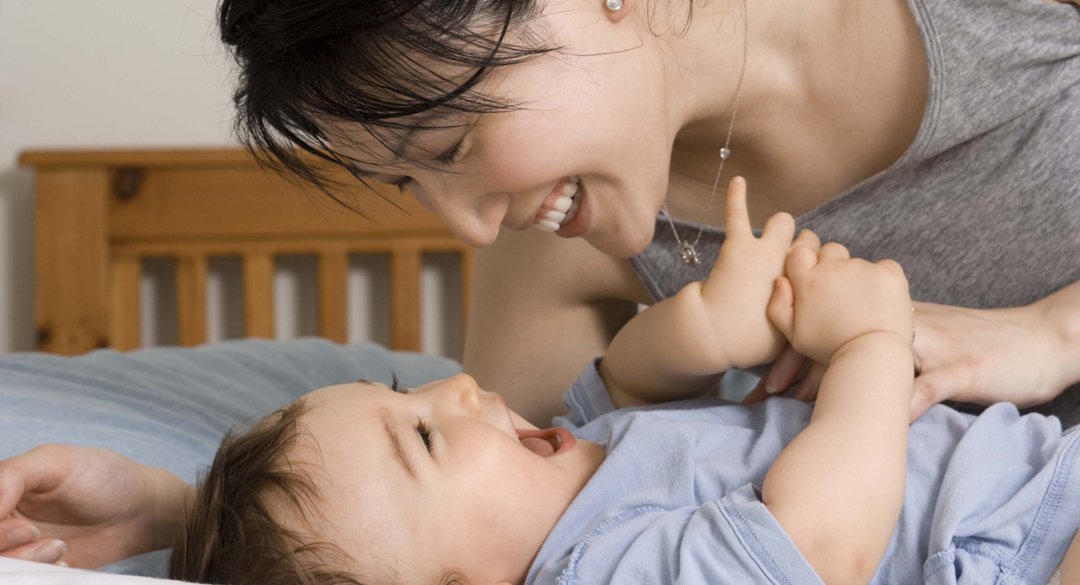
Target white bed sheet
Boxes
[0,557,186,585]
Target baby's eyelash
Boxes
[417,419,435,453]
[389,375,415,394]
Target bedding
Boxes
[0,338,461,581]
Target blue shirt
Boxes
[526,362,1080,584]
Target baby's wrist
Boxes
[829,330,912,365]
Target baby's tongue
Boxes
[521,436,555,457]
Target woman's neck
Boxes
[663,0,927,223]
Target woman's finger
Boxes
[760,344,809,396]
[0,539,67,564]
[792,362,826,401]
[0,517,41,551]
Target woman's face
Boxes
[338,0,681,257]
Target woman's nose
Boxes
[408,180,501,248]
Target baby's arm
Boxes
[761,242,914,585]
[599,178,796,407]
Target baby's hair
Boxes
[217,0,556,196]
[169,399,364,585]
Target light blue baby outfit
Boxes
[525,362,1080,584]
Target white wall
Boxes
[0,0,235,351]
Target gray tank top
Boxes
[630,0,1080,417]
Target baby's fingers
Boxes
[818,242,850,262]
[767,276,795,340]
[784,242,818,280]
[761,211,796,245]
[790,229,821,253]
[724,177,751,239]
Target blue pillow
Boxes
[0,338,461,576]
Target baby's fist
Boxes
[768,246,911,364]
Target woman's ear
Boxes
[602,0,634,23]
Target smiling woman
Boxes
[214,0,1080,431]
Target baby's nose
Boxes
[445,373,484,413]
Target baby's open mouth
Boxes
[517,427,576,457]
[533,176,582,232]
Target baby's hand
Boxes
[700,177,796,368]
[766,237,912,365]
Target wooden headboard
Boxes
[19,148,473,356]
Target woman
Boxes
[218,0,1079,423]
[0,0,1077,567]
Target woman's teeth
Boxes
[534,176,582,232]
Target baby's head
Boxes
[169,374,603,585]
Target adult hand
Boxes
[907,299,1075,420]
[0,444,190,568]
[748,282,1080,421]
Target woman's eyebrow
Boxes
[380,407,418,480]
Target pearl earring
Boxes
[605,0,623,11]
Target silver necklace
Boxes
[662,1,749,265]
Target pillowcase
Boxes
[0,338,461,579]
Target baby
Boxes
[171,180,1080,585]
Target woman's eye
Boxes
[435,140,465,166]
[417,419,435,453]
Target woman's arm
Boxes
[463,227,647,424]
[762,244,914,585]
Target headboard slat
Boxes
[390,246,423,352]
[177,256,208,346]
[243,253,275,339]
[108,256,142,350]
[318,251,349,343]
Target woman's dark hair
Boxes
[218,0,556,189]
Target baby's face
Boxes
[287,374,605,585]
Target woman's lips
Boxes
[516,427,577,457]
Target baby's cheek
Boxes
[508,409,538,431]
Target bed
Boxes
[1,148,474,582]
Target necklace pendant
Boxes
[679,242,702,265]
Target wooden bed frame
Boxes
[19,148,473,356]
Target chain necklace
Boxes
[662,0,749,265]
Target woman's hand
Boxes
[0,444,190,568]
[748,281,1080,421]
[907,297,1077,420]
